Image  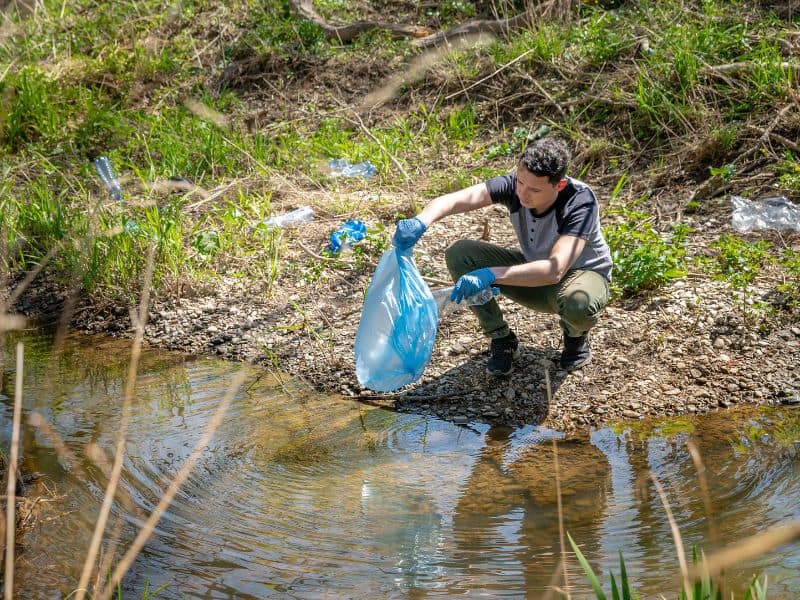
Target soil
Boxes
[9,194,800,432]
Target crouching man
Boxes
[392,137,613,374]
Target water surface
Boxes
[1,331,798,598]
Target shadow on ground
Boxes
[376,344,569,427]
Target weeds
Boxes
[703,234,774,316]
[603,206,690,297]
[569,535,770,600]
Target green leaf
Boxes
[568,532,607,600]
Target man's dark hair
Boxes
[519,137,571,184]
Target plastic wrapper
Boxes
[731,195,800,232]
[354,249,438,392]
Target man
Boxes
[392,137,612,374]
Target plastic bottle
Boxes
[263,206,314,228]
[329,219,367,253]
[93,156,122,201]
[433,286,498,317]
[328,159,377,179]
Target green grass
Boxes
[568,534,769,600]
[2,0,799,304]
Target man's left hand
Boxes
[451,268,496,304]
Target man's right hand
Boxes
[392,217,426,252]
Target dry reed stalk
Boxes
[552,438,570,598]
[101,368,248,598]
[74,244,156,600]
[685,520,800,582]
[650,473,692,599]
[686,439,718,544]
[4,342,23,600]
[1,246,58,312]
[541,557,565,600]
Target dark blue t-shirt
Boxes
[485,174,613,280]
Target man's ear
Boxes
[557,178,568,191]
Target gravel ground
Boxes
[9,202,800,432]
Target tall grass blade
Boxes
[618,550,632,600]
[102,367,248,598]
[650,473,692,599]
[685,522,800,581]
[75,244,156,600]
[552,438,570,597]
[567,532,606,600]
[3,342,23,600]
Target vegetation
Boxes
[569,535,769,600]
[1,0,798,307]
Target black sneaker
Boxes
[487,331,519,375]
[560,332,592,371]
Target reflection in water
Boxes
[1,331,799,598]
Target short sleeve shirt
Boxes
[485,173,613,280]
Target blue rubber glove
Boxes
[451,268,496,304]
[392,217,427,252]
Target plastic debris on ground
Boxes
[731,195,800,232]
[93,156,122,201]
[329,220,366,253]
[354,248,438,392]
[328,159,377,179]
[262,206,314,229]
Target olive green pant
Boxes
[445,239,610,339]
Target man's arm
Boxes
[416,182,492,227]
[490,235,587,287]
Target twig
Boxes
[553,439,570,598]
[685,520,800,582]
[651,473,692,599]
[339,109,411,182]
[75,245,156,600]
[102,369,248,599]
[734,103,796,166]
[3,343,23,600]
[700,61,799,76]
[445,46,537,101]
[355,386,481,402]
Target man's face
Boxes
[515,165,566,213]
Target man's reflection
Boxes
[452,426,611,596]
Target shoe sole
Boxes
[561,354,592,371]
[486,348,520,376]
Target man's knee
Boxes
[559,289,601,327]
[445,239,478,277]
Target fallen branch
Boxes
[287,0,433,44]
[413,0,569,49]
[700,61,800,77]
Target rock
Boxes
[713,338,725,348]
[622,409,640,419]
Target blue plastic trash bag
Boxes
[329,219,366,253]
[354,248,438,392]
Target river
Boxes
[1,330,798,598]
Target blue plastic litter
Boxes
[93,156,122,201]
[354,248,438,392]
[329,219,366,253]
[328,159,377,179]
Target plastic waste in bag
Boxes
[329,219,366,253]
[262,206,314,229]
[731,195,800,232]
[328,158,377,179]
[354,248,438,392]
[432,286,499,317]
[93,156,122,201]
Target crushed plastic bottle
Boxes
[432,286,499,317]
[93,156,122,201]
[328,159,377,179]
[262,206,314,229]
[731,195,800,232]
[329,219,366,253]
